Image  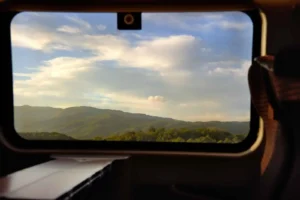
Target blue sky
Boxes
[11,11,253,121]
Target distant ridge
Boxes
[14,105,249,139]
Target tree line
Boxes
[19,127,247,143]
[94,127,247,143]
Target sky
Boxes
[11,11,253,122]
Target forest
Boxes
[94,127,246,143]
[19,127,247,143]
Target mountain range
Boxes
[14,105,249,139]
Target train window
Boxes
[11,11,253,144]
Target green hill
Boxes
[14,105,249,139]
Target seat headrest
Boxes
[274,45,300,78]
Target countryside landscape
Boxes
[15,105,249,143]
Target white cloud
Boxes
[12,54,165,113]
[57,25,81,34]
[65,15,91,30]
[13,57,95,97]
[148,96,165,102]
[11,22,200,84]
[11,24,74,52]
[208,60,251,77]
[143,12,251,31]
[178,100,220,108]
[13,73,32,77]
[201,21,249,31]
[11,23,202,78]
[218,21,249,30]
[118,35,199,72]
[49,44,72,51]
[11,24,56,51]
[99,92,165,113]
[96,24,106,31]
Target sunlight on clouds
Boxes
[91,91,166,114]
[96,24,106,31]
[57,25,81,34]
[13,73,32,77]
[178,100,220,108]
[12,23,200,77]
[13,55,166,114]
[159,70,191,85]
[11,24,56,51]
[11,23,73,52]
[208,60,251,77]
[49,44,73,51]
[14,87,63,97]
[41,57,94,79]
[148,96,165,102]
[82,34,129,59]
[119,35,198,71]
[65,15,91,30]
[13,57,95,98]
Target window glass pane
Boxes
[11,12,253,143]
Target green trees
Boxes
[19,127,247,143]
[95,127,246,143]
